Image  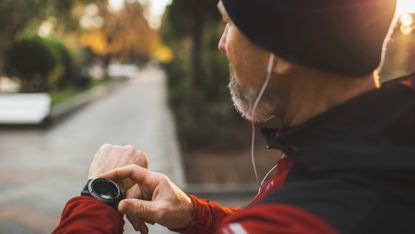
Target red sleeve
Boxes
[178,194,240,234]
[218,204,338,234]
[52,196,124,234]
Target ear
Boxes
[273,56,294,75]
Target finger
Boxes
[126,184,144,199]
[137,151,149,169]
[123,145,137,157]
[98,144,121,154]
[118,199,159,223]
[101,165,161,192]
[143,219,156,225]
[123,144,135,150]
[125,185,155,208]
[132,219,148,234]
[101,165,147,184]
[118,178,136,193]
[98,143,112,152]
[126,214,148,233]
[141,223,149,234]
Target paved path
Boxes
[0,67,184,234]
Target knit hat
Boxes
[221,0,397,77]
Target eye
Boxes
[225,23,232,33]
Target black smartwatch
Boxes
[81,178,124,209]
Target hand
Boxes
[88,144,148,191]
[100,165,194,233]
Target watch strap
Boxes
[81,179,92,197]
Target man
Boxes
[54,0,415,233]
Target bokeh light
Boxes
[397,0,415,34]
[397,0,415,16]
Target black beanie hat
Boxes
[222,0,397,77]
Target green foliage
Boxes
[165,0,220,38]
[49,38,75,88]
[0,0,75,54]
[49,79,102,107]
[0,0,84,77]
[49,87,86,106]
[0,0,48,47]
[44,37,91,89]
[5,35,91,92]
[163,5,245,148]
[202,25,232,103]
[5,36,57,92]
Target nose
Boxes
[218,24,229,54]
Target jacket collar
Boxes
[262,83,415,172]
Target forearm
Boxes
[53,196,124,234]
[178,194,240,234]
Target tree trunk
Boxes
[0,53,3,93]
[190,10,205,94]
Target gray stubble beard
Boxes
[228,69,279,123]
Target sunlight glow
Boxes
[107,0,171,29]
[397,0,415,35]
[108,0,125,12]
[80,4,104,28]
[140,0,172,29]
[38,18,56,37]
[397,0,415,16]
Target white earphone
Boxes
[250,53,276,187]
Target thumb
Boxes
[118,199,156,221]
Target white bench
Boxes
[0,93,51,124]
[108,64,139,78]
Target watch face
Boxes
[91,178,119,200]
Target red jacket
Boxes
[53,157,337,234]
[53,83,415,233]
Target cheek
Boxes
[226,36,246,78]
[229,49,268,89]
[225,27,269,88]
[227,47,246,85]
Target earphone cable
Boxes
[250,54,275,188]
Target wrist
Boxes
[170,195,195,232]
[182,195,195,227]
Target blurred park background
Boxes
[0,0,414,233]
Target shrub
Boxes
[5,35,92,92]
[73,71,92,88]
[5,36,57,92]
[46,38,75,89]
[43,37,91,89]
[165,55,191,109]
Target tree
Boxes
[5,36,58,92]
[79,0,161,75]
[0,0,76,73]
[162,0,243,147]
[164,0,220,91]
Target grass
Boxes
[49,80,106,107]
[49,87,87,106]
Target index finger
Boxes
[100,164,153,187]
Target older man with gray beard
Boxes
[54,0,415,233]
